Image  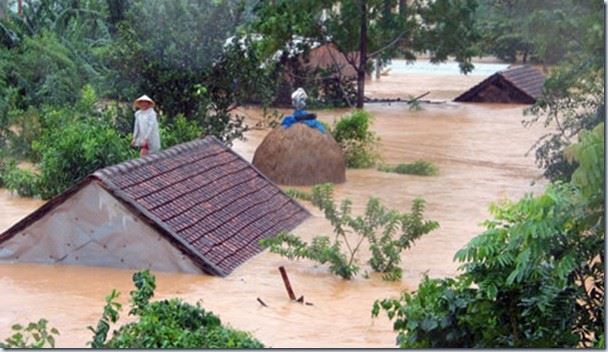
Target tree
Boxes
[252,0,480,108]
[523,0,604,182]
[373,123,605,348]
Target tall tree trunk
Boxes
[399,0,407,16]
[356,0,368,109]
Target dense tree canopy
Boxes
[252,0,480,107]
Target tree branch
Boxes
[368,30,408,59]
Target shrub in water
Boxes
[89,270,264,349]
[0,319,59,348]
[378,160,438,176]
[262,183,438,280]
[331,110,380,168]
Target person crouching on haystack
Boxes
[131,94,161,157]
[281,88,326,133]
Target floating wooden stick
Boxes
[278,266,297,300]
[257,297,268,307]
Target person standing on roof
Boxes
[131,94,161,157]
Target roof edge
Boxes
[0,176,95,244]
[454,73,499,102]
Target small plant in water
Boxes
[0,319,60,348]
[262,183,439,280]
[378,160,439,176]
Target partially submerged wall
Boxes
[0,182,202,273]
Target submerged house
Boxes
[454,65,545,104]
[0,137,310,276]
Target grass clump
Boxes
[378,160,438,176]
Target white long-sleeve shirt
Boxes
[133,108,161,153]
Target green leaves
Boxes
[378,160,439,176]
[374,124,604,347]
[263,183,438,280]
[0,319,60,348]
[331,110,380,168]
[86,270,263,348]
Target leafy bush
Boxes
[262,183,438,280]
[89,270,263,349]
[373,124,605,348]
[331,110,379,168]
[33,121,134,199]
[160,114,204,149]
[378,161,439,176]
[1,164,42,198]
[0,319,60,348]
[2,85,210,200]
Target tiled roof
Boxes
[1,137,310,276]
[499,65,544,99]
[454,65,545,103]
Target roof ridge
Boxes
[94,137,215,178]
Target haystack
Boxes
[253,124,346,186]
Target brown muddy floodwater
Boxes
[0,68,549,347]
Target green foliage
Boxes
[88,289,122,349]
[89,270,264,349]
[367,198,439,281]
[35,121,133,199]
[2,84,212,199]
[261,232,358,280]
[252,0,479,107]
[477,1,601,65]
[331,110,379,168]
[1,164,42,198]
[518,0,604,182]
[284,188,313,202]
[262,183,438,280]
[374,124,604,347]
[378,161,438,176]
[103,0,249,144]
[160,114,204,149]
[0,319,60,348]
[372,276,477,348]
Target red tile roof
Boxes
[0,137,310,276]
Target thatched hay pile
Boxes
[253,124,346,186]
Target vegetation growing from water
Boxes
[284,187,313,202]
[331,110,380,169]
[0,319,60,348]
[262,183,438,280]
[378,161,438,176]
[373,123,605,348]
[89,270,264,349]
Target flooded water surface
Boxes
[0,67,548,347]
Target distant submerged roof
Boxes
[454,65,545,104]
[0,136,310,276]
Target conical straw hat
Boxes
[133,94,155,109]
